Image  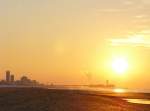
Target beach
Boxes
[0,88,150,111]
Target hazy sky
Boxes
[0,0,150,89]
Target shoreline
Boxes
[0,87,150,111]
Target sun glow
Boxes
[112,57,128,75]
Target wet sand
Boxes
[0,88,150,111]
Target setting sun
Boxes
[112,57,128,75]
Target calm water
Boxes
[125,99,150,104]
[49,86,150,105]
[48,86,150,93]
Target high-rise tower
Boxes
[6,70,10,82]
[10,75,14,82]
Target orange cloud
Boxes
[109,34,150,48]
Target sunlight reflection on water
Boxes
[48,86,150,93]
[113,88,126,93]
[125,99,150,104]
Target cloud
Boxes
[134,14,148,19]
[98,8,123,13]
[141,0,150,4]
[109,34,150,48]
[123,0,135,5]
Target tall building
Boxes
[6,70,10,82]
[10,75,14,82]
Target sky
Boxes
[0,0,150,89]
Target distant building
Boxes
[0,71,40,86]
[6,70,10,82]
[21,76,28,81]
[20,76,30,85]
[10,75,14,82]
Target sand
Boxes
[0,88,149,111]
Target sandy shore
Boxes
[0,88,150,111]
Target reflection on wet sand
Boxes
[125,99,150,104]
